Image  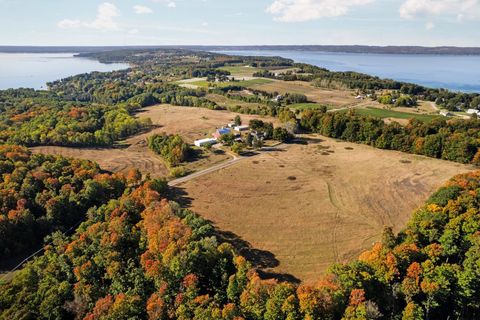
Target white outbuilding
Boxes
[234,125,249,132]
[194,138,217,147]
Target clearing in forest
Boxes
[177,134,473,283]
[31,105,278,178]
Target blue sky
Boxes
[0,0,479,46]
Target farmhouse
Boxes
[194,138,217,147]
[212,127,232,139]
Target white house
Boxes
[234,125,249,132]
[440,110,453,117]
[467,109,480,115]
[194,138,217,147]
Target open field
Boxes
[248,80,381,109]
[352,107,442,122]
[190,78,273,88]
[177,134,473,282]
[289,103,342,111]
[396,101,438,114]
[218,65,261,77]
[206,93,266,111]
[31,105,278,178]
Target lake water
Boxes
[214,50,480,93]
[0,53,129,90]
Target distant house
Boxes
[212,127,232,139]
[440,110,453,117]
[355,95,365,100]
[194,138,217,147]
[467,109,480,115]
[234,125,249,132]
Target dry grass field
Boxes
[248,80,382,109]
[31,105,278,178]
[177,134,473,283]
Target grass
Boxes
[191,78,273,89]
[289,103,339,111]
[353,107,442,122]
[218,66,260,77]
[180,134,473,282]
[206,94,264,111]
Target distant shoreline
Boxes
[1,45,480,55]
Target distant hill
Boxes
[2,45,480,55]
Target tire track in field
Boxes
[326,181,341,263]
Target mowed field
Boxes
[31,105,278,178]
[178,135,473,282]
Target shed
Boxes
[194,138,217,147]
[234,125,249,132]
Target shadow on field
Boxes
[217,230,301,284]
[294,136,324,145]
[167,186,193,207]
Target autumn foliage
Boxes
[2,166,480,319]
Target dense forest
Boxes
[0,89,150,147]
[0,145,132,258]
[296,109,480,164]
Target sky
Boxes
[0,0,479,46]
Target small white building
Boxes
[194,138,217,147]
[234,125,249,132]
[467,109,480,115]
[440,110,453,117]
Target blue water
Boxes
[214,50,480,93]
[0,53,129,90]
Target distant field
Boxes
[247,80,380,109]
[218,65,260,77]
[353,107,442,122]
[32,105,278,178]
[191,78,273,88]
[179,134,473,282]
[206,93,265,111]
[289,103,340,111]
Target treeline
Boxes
[0,89,150,147]
[0,145,131,257]
[298,109,480,164]
[2,168,480,319]
[147,134,191,166]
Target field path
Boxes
[169,151,240,186]
[326,182,341,263]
